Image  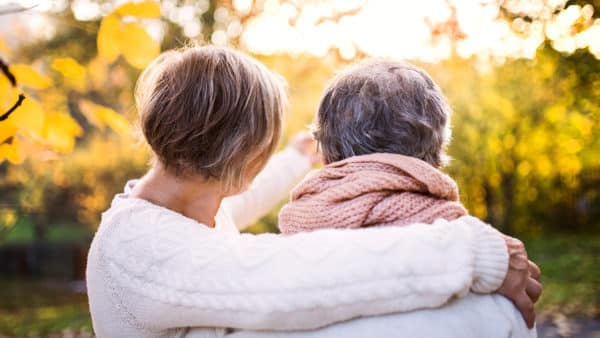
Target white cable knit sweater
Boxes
[87,148,516,338]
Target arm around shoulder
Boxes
[100,209,509,331]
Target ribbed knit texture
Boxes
[279,153,467,234]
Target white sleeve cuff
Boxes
[462,216,509,293]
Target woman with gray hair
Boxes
[86,47,540,338]
[269,59,540,337]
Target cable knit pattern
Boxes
[86,149,509,338]
[279,153,467,234]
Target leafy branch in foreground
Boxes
[0,58,16,86]
[0,58,26,123]
[0,94,25,122]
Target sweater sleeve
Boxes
[221,148,312,231]
[100,211,508,332]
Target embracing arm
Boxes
[100,212,508,331]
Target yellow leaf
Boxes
[97,14,121,63]
[120,22,160,69]
[11,64,52,89]
[78,100,104,130]
[102,110,130,135]
[0,119,17,143]
[0,74,14,106]
[113,1,161,18]
[52,57,87,90]
[79,100,130,135]
[10,96,45,137]
[0,138,25,164]
[43,112,83,153]
[87,57,108,88]
[96,14,160,69]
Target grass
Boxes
[0,279,93,337]
[524,233,600,317]
[0,232,597,337]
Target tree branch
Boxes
[0,94,25,121]
[0,58,16,86]
[314,4,364,25]
[0,4,38,16]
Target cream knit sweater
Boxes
[87,148,513,338]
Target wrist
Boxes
[279,147,312,179]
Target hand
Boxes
[497,235,543,329]
[288,131,321,166]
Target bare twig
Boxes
[0,94,25,121]
[0,58,16,86]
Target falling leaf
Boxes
[11,64,52,89]
[97,14,121,64]
[114,1,161,18]
[52,57,87,90]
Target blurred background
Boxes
[0,0,598,337]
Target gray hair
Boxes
[314,59,452,167]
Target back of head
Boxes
[135,46,286,193]
[314,60,452,167]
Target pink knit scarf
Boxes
[279,153,467,234]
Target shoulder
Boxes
[93,199,229,284]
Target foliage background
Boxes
[0,0,598,336]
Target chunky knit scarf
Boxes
[279,153,467,234]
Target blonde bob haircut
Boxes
[135,46,286,193]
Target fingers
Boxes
[505,238,529,271]
[529,260,541,281]
[514,292,536,329]
[289,131,322,165]
[526,277,543,304]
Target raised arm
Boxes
[221,146,311,230]
[97,212,508,331]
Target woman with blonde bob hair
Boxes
[87,46,540,337]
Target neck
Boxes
[130,164,223,227]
